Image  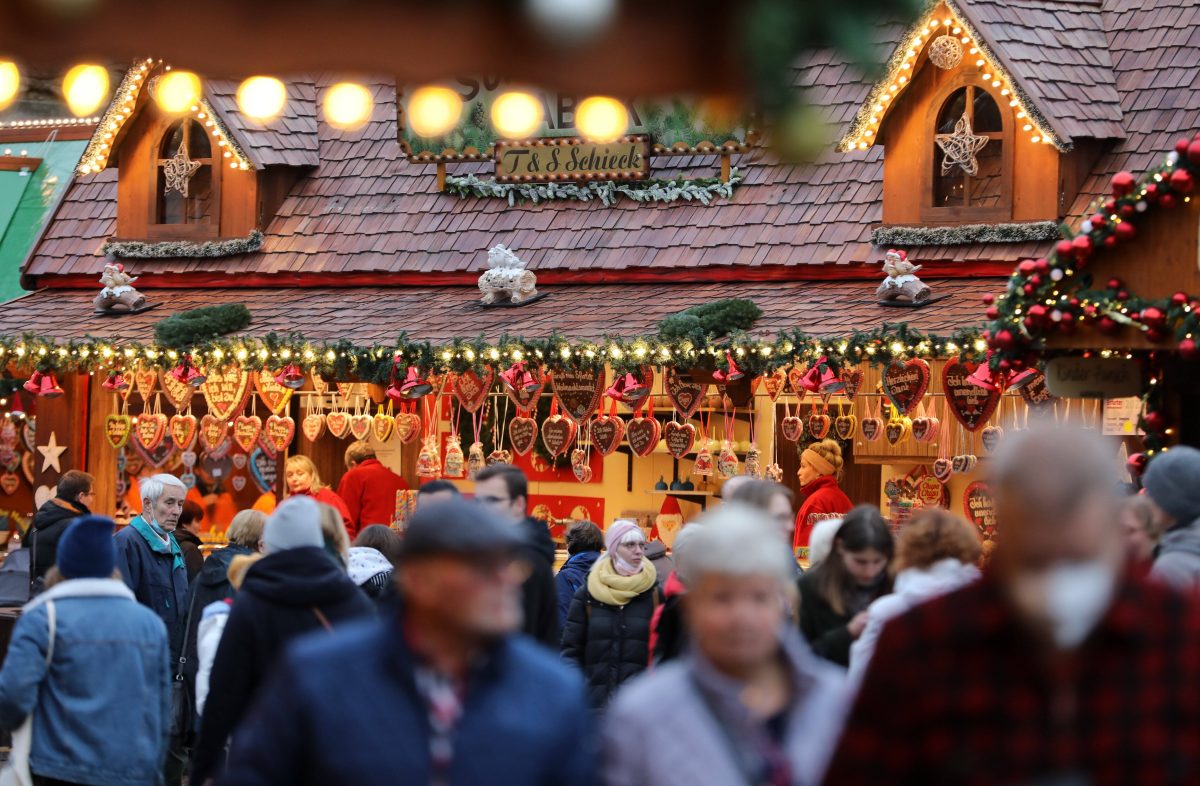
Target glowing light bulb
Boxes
[237,76,287,121]
[575,96,628,142]
[406,85,463,137]
[0,61,19,111]
[490,91,543,139]
[154,70,201,114]
[63,64,109,117]
[324,82,374,130]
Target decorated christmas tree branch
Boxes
[444,171,742,206]
[102,231,265,259]
[872,221,1061,247]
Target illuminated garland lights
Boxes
[77,59,252,176]
[838,0,1063,153]
[0,323,989,384]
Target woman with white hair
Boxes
[561,520,660,709]
[603,504,850,786]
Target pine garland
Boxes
[444,171,742,207]
[103,231,264,259]
[872,221,1061,247]
[154,304,252,349]
[658,299,764,346]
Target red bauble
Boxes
[1144,183,1159,202]
[1029,274,1043,286]
[1172,291,1189,306]
[1119,203,1137,219]
[998,360,1011,372]
[1161,193,1179,209]
[1090,213,1107,228]
[1103,235,1119,249]
[1177,138,1192,155]
[1023,284,1035,295]
[1054,239,1075,259]
[1111,171,1137,197]
[1113,221,1136,242]
[982,293,995,305]
[986,306,1000,319]
[1107,278,1123,290]
[1143,411,1168,433]
[1023,317,1036,331]
[1034,258,1050,273]
[1097,316,1120,334]
[1071,234,1093,257]
[1180,338,1199,360]
[1127,452,1149,478]
[1169,168,1195,194]
[1069,297,1080,307]
[1189,139,1200,165]
[991,329,1016,350]
[1146,328,1167,343]
[1103,198,1117,213]
[1018,259,1037,276]
[1116,289,1130,301]
[1028,304,1047,320]
[1141,306,1165,327]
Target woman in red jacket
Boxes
[284,455,353,536]
[793,439,853,561]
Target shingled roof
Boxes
[16,0,1200,289]
[204,78,319,168]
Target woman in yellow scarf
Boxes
[561,519,659,709]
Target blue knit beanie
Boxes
[56,515,116,579]
[1143,446,1200,526]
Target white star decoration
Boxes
[936,114,989,176]
[38,432,66,473]
[162,141,202,198]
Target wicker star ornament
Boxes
[162,142,202,197]
[935,114,989,176]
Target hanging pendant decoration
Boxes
[936,114,989,176]
[626,397,661,458]
[162,140,202,197]
[443,435,466,478]
[590,398,626,456]
[928,34,964,70]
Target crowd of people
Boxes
[0,429,1198,785]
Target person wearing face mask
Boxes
[797,507,893,666]
[603,505,850,786]
[824,427,1200,785]
[562,520,661,709]
[792,440,853,562]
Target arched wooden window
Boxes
[154,119,216,227]
[923,84,1011,221]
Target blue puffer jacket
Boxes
[115,518,190,659]
[555,551,600,627]
[219,613,597,786]
[0,578,170,786]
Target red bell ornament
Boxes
[22,371,43,396]
[1113,221,1136,242]
[606,372,649,404]
[711,351,745,384]
[37,371,64,398]
[500,361,541,396]
[170,359,206,388]
[102,372,129,392]
[1180,338,1199,360]
[1127,452,1149,479]
[398,366,433,399]
[274,363,306,390]
[1054,239,1074,259]
[1070,234,1094,257]
[1188,139,1200,165]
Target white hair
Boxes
[675,503,796,587]
[140,473,186,507]
[613,520,646,546]
[807,517,843,567]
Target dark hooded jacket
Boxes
[173,527,205,582]
[1151,518,1200,592]
[182,544,256,686]
[561,579,660,709]
[555,551,600,627]
[189,546,374,786]
[26,497,89,583]
[518,516,560,647]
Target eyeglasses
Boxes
[477,495,511,506]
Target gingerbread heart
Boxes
[933,458,953,483]
[133,367,157,401]
[394,412,421,444]
[761,370,787,402]
[231,453,248,470]
[372,413,394,443]
[841,368,864,400]
[663,421,697,459]
[808,413,831,440]
[786,366,808,397]
[981,425,1004,454]
[911,417,931,443]
[231,475,247,492]
[885,419,907,446]
[349,414,372,442]
[169,414,198,451]
[882,358,931,415]
[301,413,326,442]
[834,415,857,441]
[159,368,194,411]
[265,415,296,452]
[487,449,513,465]
[541,415,576,458]
[180,450,197,468]
[922,416,941,443]
[665,368,707,420]
[943,360,1001,432]
[326,411,351,439]
[0,472,18,496]
[253,369,294,416]
[626,416,661,457]
[952,455,968,474]
[201,365,252,422]
[861,417,882,442]
[135,413,168,451]
[232,415,263,453]
[508,416,538,456]
[1018,370,1055,409]
[105,414,133,450]
[552,368,605,422]
[780,416,803,443]
[590,416,626,456]
[453,368,494,414]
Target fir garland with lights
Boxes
[444,171,742,207]
[154,304,252,349]
[103,231,264,260]
[872,221,1060,247]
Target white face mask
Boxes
[1043,560,1116,649]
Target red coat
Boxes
[792,474,853,552]
[297,487,354,538]
[335,458,409,536]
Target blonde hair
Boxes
[285,455,327,493]
[226,510,267,550]
[805,439,844,481]
[318,503,350,559]
[894,509,982,572]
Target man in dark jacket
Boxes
[475,464,559,646]
[336,441,409,535]
[175,499,206,582]
[26,469,93,585]
[556,520,602,627]
[219,497,595,786]
[190,495,373,786]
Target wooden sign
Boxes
[551,369,605,422]
[201,365,252,421]
[942,360,1000,432]
[964,481,997,540]
[1045,357,1140,399]
[494,136,649,183]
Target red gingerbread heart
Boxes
[663,421,697,459]
[626,416,661,457]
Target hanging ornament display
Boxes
[467,440,486,479]
[265,414,296,452]
[372,404,395,443]
[105,413,133,450]
[936,114,989,176]
[443,435,465,478]
[928,34,963,69]
[162,140,202,197]
[233,414,263,453]
[590,399,626,456]
[626,398,661,457]
[417,435,441,478]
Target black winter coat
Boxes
[26,498,89,582]
[518,516,560,647]
[174,527,205,582]
[182,543,256,685]
[560,580,659,709]
[797,570,887,667]
[190,546,374,786]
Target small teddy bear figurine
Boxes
[876,249,932,304]
[94,262,148,313]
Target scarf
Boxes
[129,515,186,573]
[587,554,657,607]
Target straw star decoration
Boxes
[936,114,989,176]
[162,142,202,198]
